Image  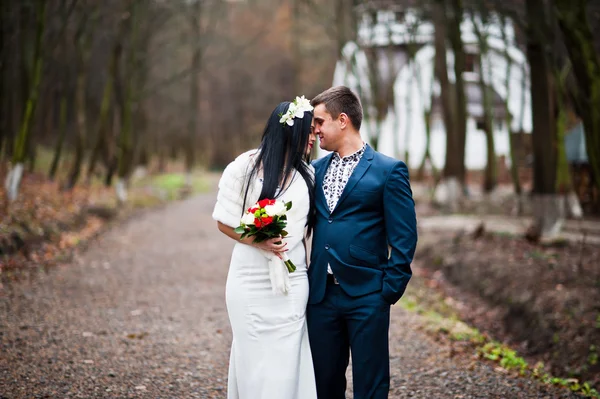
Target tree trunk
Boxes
[185,0,201,186]
[27,143,37,173]
[448,0,468,186]
[554,64,584,218]
[86,19,123,185]
[433,0,455,157]
[104,110,119,187]
[64,60,87,190]
[417,108,438,182]
[433,0,461,211]
[499,14,523,213]
[65,18,93,190]
[0,3,7,165]
[116,1,140,202]
[470,13,497,193]
[158,146,167,173]
[48,0,75,181]
[291,0,301,94]
[5,0,46,202]
[554,0,600,192]
[404,60,413,165]
[49,90,68,180]
[526,0,561,239]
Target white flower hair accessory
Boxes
[279,95,314,126]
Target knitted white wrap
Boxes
[212,150,291,295]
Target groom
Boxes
[307,86,417,398]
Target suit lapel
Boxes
[316,154,333,208]
[332,144,374,213]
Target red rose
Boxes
[261,216,274,226]
[255,216,273,227]
[248,207,258,214]
[258,198,276,208]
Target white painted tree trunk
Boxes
[511,193,528,217]
[4,163,24,202]
[185,172,193,188]
[566,191,583,219]
[116,178,128,204]
[530,194,565,240]
[433,176,462,212]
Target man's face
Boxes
[313,103,341,152]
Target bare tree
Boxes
[498,13,524,214]
[554,0,600,192]
[470,8,497,193]
[5,0,47,203]
[525,0,562,239]
[64,2,97,190]
[115,0,141,203]
[48,0,77,181]
[433,0,462,210]
[447,0,468,186]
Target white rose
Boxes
[264,201,287,217]
[241,212,255,225]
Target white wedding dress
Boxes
[212,150,317,399]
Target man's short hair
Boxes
[311,86,363,130]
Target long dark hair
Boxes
[242,101,315,234]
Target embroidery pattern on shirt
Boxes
[322,144,366,213]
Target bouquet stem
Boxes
[281,252,296,273]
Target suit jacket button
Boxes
[328,218,333,224]
[325,244,330,250]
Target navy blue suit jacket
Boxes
[308,144,417,305]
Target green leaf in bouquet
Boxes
[280,230,288,237]
[234,226,246,235]
[285,201,292,211]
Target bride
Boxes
[212,97,317,399]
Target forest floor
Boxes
[0,166,210,273]
[0,177,596,398]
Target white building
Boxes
[320,8,532,171]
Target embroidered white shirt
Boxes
[322,144,366,212]
[322,144,366,274]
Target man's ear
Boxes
[338,112,349,130]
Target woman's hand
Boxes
[216,222,287,257]
[252,236,287,255]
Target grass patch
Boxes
[134,172,210,201]
[400,280,600,398]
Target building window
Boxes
[495,119,504,132]
[476,119,486,131]
[465,52,478,73]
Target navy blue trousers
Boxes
[307,283,391,399]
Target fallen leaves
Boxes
[0,170,182,273]
[126,332,149,340]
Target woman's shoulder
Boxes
[234,148,259,165]
[225,149,259,173]
[218,150,259,189]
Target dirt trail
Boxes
[0,190,581,398]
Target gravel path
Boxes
[0,191,582,398]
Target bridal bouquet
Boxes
[235,199,296,272]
